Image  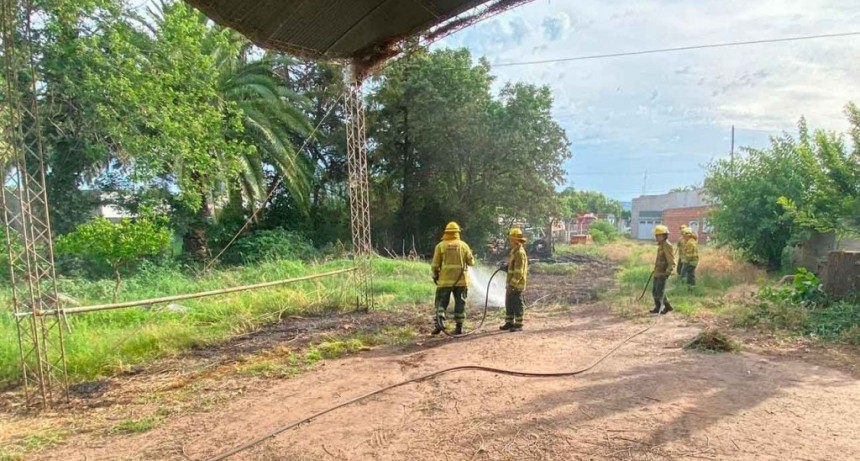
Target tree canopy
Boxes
[704,105,860,269]
[368,49,570,252]
[1,1,573,267]
[557,188,626,220]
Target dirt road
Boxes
[35,302,860,461]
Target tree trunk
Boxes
[112,268,122,303]
[547,217,555,255]
[399,106,416,243]
[183,175,213,261]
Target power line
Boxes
[568,168,702,176]
[492,31,860,68]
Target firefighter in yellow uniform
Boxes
[499,228,528,332]
[681,228,699,288]
[431,222,475,335]
[650,225,675,315]
[677,224,689,276]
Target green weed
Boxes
[237,359,299,379]
[0,431,67,461]
[110,417,160,434]
[316,338,368,359]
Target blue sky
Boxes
[437,0,860,201]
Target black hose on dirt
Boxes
[203,323,652,461]
[437,267,503,338]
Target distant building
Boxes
[631,189,712,242]
[605,213,630,233]
[2,190,135,234]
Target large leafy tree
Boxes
[89,1,311,259]
[21,0,134,234]
[261,59,351,246]
[705,130,811,269]
[778,106,860,236]
[706,105,860,269]
[368,48,570,253]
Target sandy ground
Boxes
[31,302,860,461]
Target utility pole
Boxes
[642,169,648,196]
[730,125,735,168]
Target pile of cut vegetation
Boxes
[684,329,739,353]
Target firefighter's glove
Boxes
[498,262,509,272]
[432,272,439,284]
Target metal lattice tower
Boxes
[343,69,374,310]
[1,0,69,406]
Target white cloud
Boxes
[439,0,860,199]
[541,12,572,41]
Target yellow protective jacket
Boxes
[507,244,528,292]
[654,240,675,277]
[677,238,688,264]
[431,235,475,288]
[684,236,699,266]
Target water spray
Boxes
[436,266,505,338]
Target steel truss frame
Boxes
[343,68,374,311]
[1,0,69,406]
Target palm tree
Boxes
[217,42,312,216]
[143,2,312,257]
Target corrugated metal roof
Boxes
[183,0,499,60]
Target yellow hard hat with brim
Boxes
[444,222,461,233]
[653,225,670,236]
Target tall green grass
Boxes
[0,258,433,385]
[613,241,767,316]
[553,243,607,258]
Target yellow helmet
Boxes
[653,225,670,236]
[508,228,524,238]
[683,228,695,236]
[680,224,689,231]
[444,222,461,233]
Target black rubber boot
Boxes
[661,300,674,314]
[510,323,523,332]
[648,299,661,314]
[454,323,463,335]
[499,322,513,331]
[431,318,445,335]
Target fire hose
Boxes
[637,271,655,301]
[203,322,652,461]
[435,267,503,338]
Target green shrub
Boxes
[55,217,172,301]
[735,299,809,332]
[223,229,319,264]
[589,228,608,244]
[588,220,618,242]
[759,267,826,308]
